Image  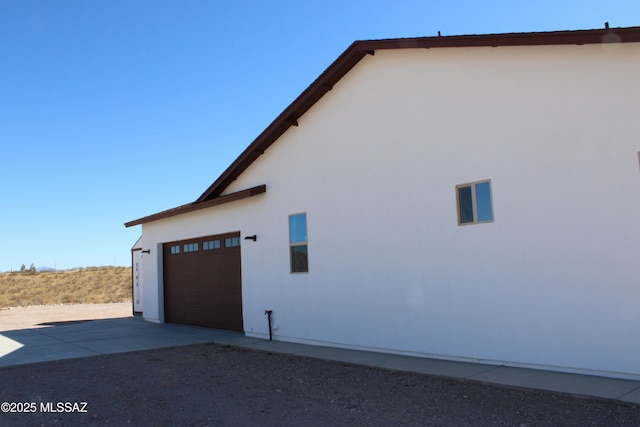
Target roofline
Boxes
[195,26,640,203]
[124,185,266,227]
[125,26,640,227]
[131,235,143,250]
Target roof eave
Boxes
[195,26,640,203]
[124,184,266,228]
[195,43,371,202]
[126,26,640,227]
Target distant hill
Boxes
[0,266,132,308]
[37,266,57,272]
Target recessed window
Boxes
[225,237,240,248]
[203,240,221,250]
[456,180,493,225]
[183,242,199,252]
[289,213,308,273]
[170,245,181,254]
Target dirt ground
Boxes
[0,303,132,332]
[1,304,639,426]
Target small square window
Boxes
[457,180,493,225]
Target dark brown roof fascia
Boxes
[124,184,266,228]
[355,26,640,50]
[196,45,370,202]
[195,26,640,203]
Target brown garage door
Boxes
[163,232,243,331]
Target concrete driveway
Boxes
[0,316,243,367]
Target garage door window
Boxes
[183,243,199,252]
[203,240,221,250]
[170,245,180,254]
[225,237,240,247]
[289,213,308,273]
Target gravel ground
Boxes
[1,305,639,426]
[0,343,638,426]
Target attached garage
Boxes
[163,231,243,331]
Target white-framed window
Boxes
[289,213,308,273]
[456,180,494,225]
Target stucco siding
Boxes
[141,42,640,378]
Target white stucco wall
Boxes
[139,41,640,379]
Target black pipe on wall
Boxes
[264,310,273,341]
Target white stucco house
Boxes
[126,26,640,380]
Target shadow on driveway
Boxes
[0,317,242,368]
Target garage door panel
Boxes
[219,281,239,295]
[200,274,223,286]
[216,293,241,308]
[223,256,240,274]
[184,310,204,325]
[203,256,224,272]
[163,232,243,331]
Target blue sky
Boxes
[1,1,638,272]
